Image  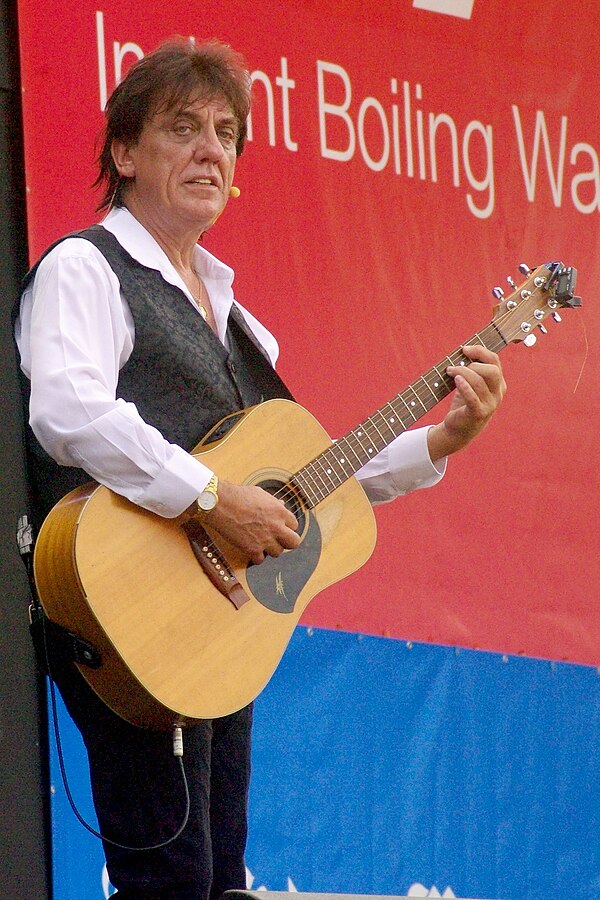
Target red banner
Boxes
[18,0,600,663]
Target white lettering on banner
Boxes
[101,863,116,897]
[247,58,299,151]
[277,58,299,152]
[96,11,107,110]
[512,105,567,206]
[512,105,600,213]
[114,40,144,88]
[249,69,276,146]
[407,884,457,898]
[317,60,355,162]
[412,0,475,19]
[317,61,495,218]
[93,13,600,220]
[570,142,600,214]
[95,11,143,110]
[245,865,298,891]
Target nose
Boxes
[192,122,226,162]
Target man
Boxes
[15,38,505,899]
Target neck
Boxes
[123,197,202,275]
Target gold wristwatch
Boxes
[196,474,219,514]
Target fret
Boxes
[325,444,352,474]
[487,322,508,352]
[408,384,428,411]
[407,384,428,412]
[292,468,325,507]
[298,451,341,503]
[352,426,380,460]
[365,412,392,444]
[317,447,349,487]
[401,386,428,419]
[379,403,409,436]
[336,435,366,469]
[419,374,441,404]
[430,364,452,393]
[311,454,341,491]
[396,394,419,423]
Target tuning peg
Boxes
[538,323,548,335]
[492,287,504,300]
[518,263,531,276]
[523,334,537,347]
[552,311,562,323]
[507,276,518,289]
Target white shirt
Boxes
[15,206,445,517]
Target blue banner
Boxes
[49,628,600,899]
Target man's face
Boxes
[113,94,239,238]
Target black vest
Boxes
[19,225,293,525]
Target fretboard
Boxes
[291,322,506,509]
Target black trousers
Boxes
[51,654,252,899]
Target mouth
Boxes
[186,177,219,187]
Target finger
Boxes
[468,364,506,400]
[448,364,492,400]
[264,542,283,558]
[461,344,502,366]
[279,527,301,550]
[256,529,300,563]
[283,508,299,530]
[448,361,503,401]
[452,371,486,408]
[461,346,504,382]
[261,491,298,531]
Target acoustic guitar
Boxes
[33,262,581,728]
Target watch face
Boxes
[198,491,217,511]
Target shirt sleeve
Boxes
[355,426,446,504]
[18,238,213,517]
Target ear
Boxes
[111,139,136,178]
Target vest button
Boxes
[229,361,237,374]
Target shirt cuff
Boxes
[132,446,214,517]
[356,425,447,505]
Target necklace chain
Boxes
[193,272,208,320]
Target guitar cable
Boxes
[17,515,192,853]
[46,669,191,852]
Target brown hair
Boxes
[94,37,251,211]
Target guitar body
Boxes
[33,399,377,728]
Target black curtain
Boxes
[0,0,51,895]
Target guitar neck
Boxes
[291,321,507,509]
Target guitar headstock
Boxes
[492,262,582,347]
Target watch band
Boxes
[196,474,219,514]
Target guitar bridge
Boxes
[182,518,249,610]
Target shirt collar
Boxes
[101,206,235,289]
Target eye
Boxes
[172,121,195,137]
[217,126,237,145]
